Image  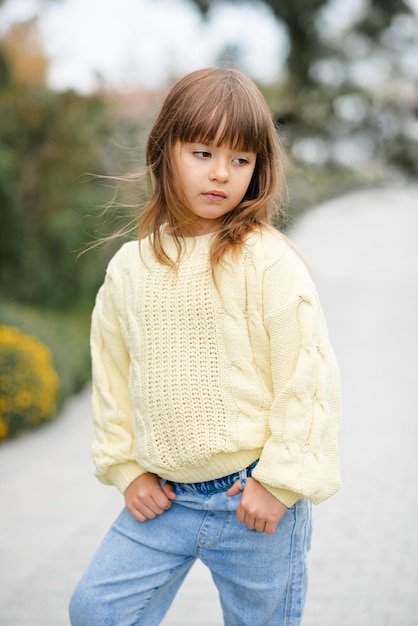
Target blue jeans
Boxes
[69,464,312,626]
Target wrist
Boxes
[259,482,299,507]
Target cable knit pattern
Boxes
[90,229,342,507]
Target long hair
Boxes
[140,67,287,268]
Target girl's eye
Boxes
[233,157,250,165]
[193,151,211,159]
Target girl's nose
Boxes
[209,160,229,182]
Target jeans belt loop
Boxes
[239,467,248,490]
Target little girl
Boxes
[70,67,342,626]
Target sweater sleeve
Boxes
[90,260,147,493]
[252,248,342,507]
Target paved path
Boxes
[1,186,417,625]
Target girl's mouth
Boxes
[202,190,227,201]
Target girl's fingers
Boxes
[226,480,243,497]
[126,490,173,521]
[131,497,167,521]
[254,518,267,533]
[127,502,154,522]
[161,482,177,500]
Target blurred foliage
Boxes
[0,82,113,309]
[0,324,59,440]
[0,18,144,312]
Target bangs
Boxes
[174,72,270,154]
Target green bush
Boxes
[0,324,59,440]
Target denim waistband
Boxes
[168,460,259,494]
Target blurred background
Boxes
[0,0,417,439]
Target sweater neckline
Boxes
[161,229,217,251]
[162,228,218,241]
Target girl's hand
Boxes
[125,473,176,522]
[227,477,287,535]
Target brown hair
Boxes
[140,67,287,268]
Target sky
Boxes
[0,0,289,92]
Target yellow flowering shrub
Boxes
[0,325,60,440]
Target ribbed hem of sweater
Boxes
[149,450,262,485]
[258,483,301,508]
[101,461,147,494]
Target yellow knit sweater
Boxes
[90,228,342,507]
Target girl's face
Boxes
[172,140,256,235]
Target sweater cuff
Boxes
[259,482,301,508]
[104,461,148,494]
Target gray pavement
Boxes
[1,186,418,625]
